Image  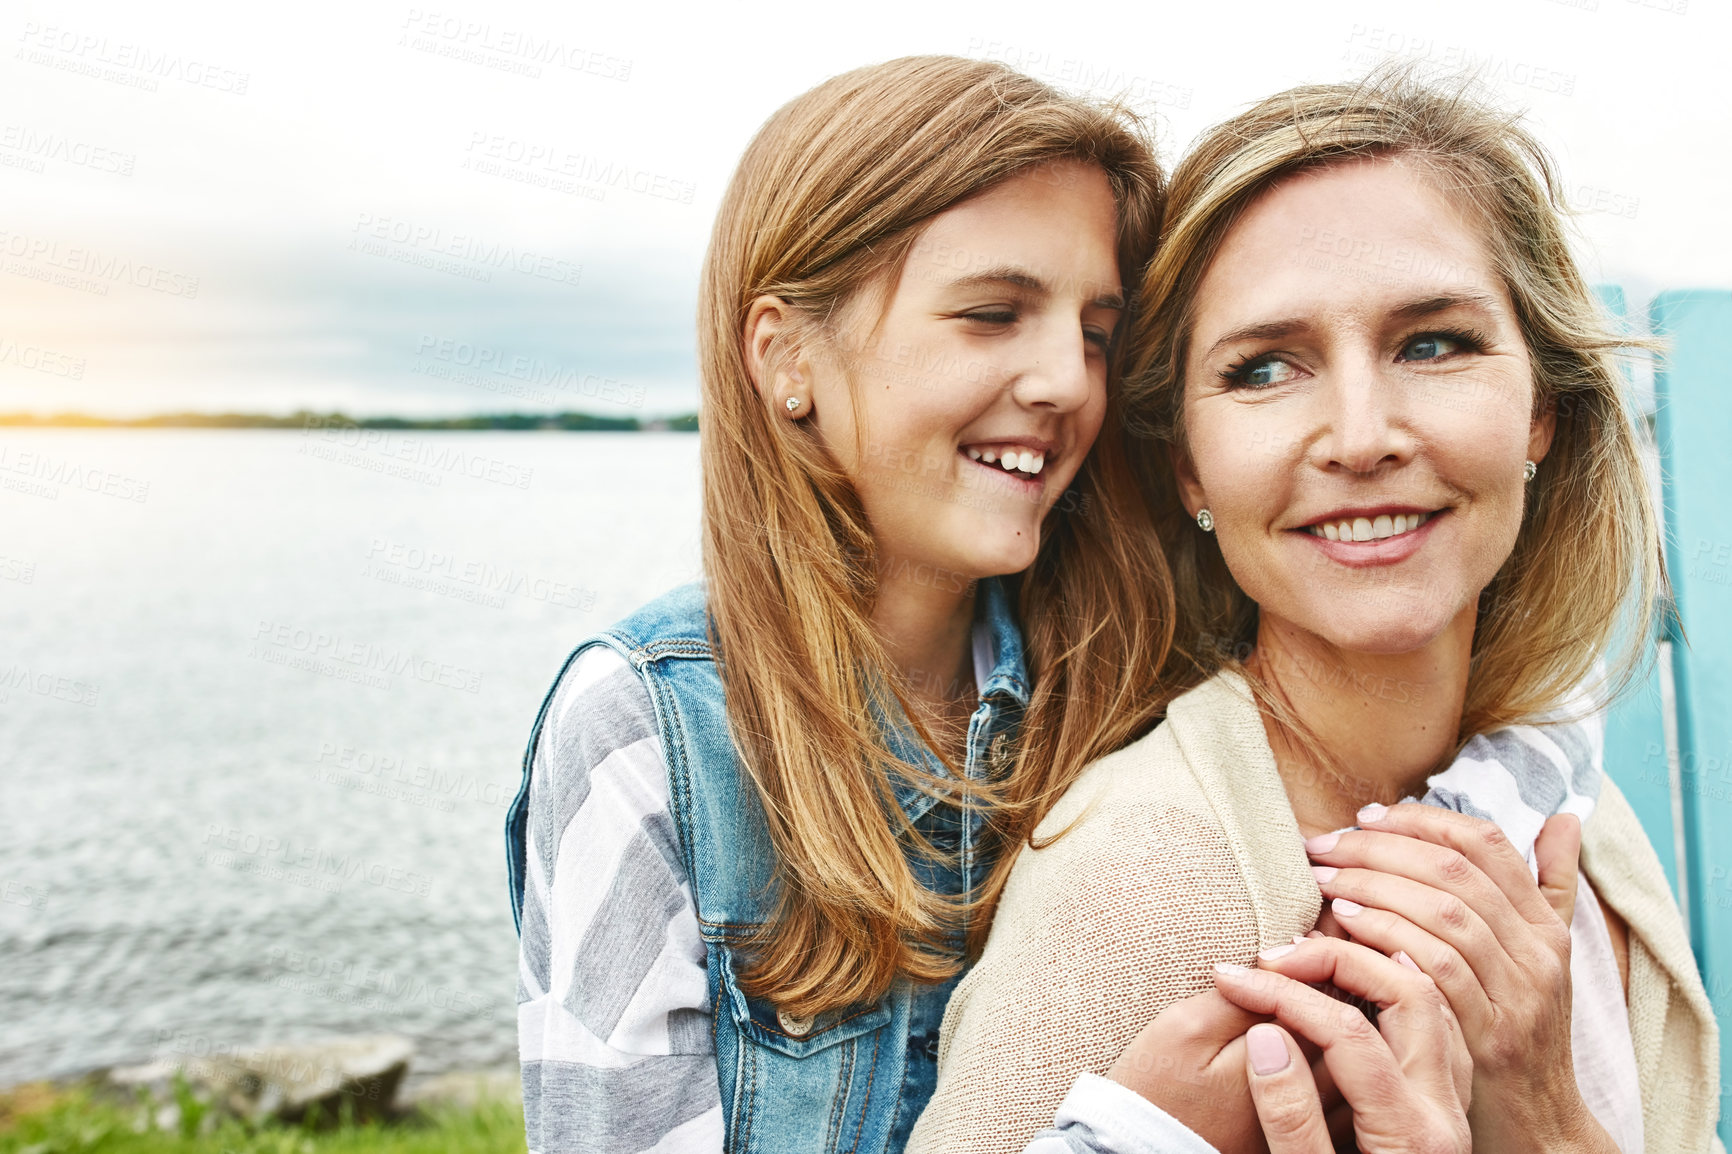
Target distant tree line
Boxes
[0,410,700,432]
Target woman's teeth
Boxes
[1308,512,1432,542]
[964,446,1045,477]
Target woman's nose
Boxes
[1313,359,1412,476]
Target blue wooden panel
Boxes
[1650,289,1732,1139]
[1592,283,1680,898]
[1604,649,1679,895]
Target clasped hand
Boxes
[1108,808,1606,1152]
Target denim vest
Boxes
[506,580,1028,1153]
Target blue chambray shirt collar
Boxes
[885,575,1028,824]
[974,574,1029,708]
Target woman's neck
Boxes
[1249,606,1476,839]
[871,574,978,741]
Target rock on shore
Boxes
[105,1035,414,1128]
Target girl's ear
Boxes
[743,295,810,410]
[1170,440,1206,519]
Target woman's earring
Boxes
[1195,509,1214,533]
[1523,460,1537,482]
[785,396,803,415]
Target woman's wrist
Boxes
[1478,1085,1616,1154]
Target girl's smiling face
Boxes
[778,160,1122,582]
[1176,157,1554,655]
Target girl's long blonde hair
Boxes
[699,56,1176,1016]
[1125,67,1663,747]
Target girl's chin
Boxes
[963,536,1043,580]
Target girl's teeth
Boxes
[964,446,1045,477]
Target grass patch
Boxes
[0,1084,526,1154]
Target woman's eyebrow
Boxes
[1200,292,1507,360]
[948,265,1125,311]
[1388,291,1504,323]
[1202,319,1305,361]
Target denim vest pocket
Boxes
[713,943,894,1059]
[709,938,905,1153]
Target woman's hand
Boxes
[1236,1025,1338,1154]
[1301,805,1616,1153]
[1215,934,1472,1153]
[1105,988,1340,1154]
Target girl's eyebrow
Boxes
[948,265,1125,311]
[1201,291,1506,360]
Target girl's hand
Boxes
[1215,935,1471,1153]
[1303,805,1616,1153]
[1106,988,1342,1154]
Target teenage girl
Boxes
[506,55,1180,1153]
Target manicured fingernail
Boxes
[1310,865,1339,884]
[1247,1024,1290,1075]
[1357,803,1388,824]
[1395,950,1422,973]
[1258,943,1297,961]
[1213,962,1250,976]
[1303,832,1340,854]
[1332,898,1364,917]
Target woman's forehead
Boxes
[1191,159,1503,341]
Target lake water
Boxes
[0,429,704,1087]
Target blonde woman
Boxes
[913,75,1719,1154]
[502,56,1207,1153]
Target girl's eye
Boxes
[963,309,1017,326]
[1222,356,1300,389]
[1084,327,1114,352]
[1398,332,1468,362]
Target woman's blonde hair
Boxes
[1125,67,1662,749]
[699,56,1175,1015]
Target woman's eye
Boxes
[1225,357,1300,388]
[963,309,1017,326]
[1084,327,1114,351]
[1398,333,1465,362]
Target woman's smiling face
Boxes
[1176,157,1554,655]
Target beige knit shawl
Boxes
[910,671,1720,1153]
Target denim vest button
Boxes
[777,1010,814,1036]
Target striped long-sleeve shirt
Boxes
[516,645,722,1153]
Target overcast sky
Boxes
[2,0,1725,417]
